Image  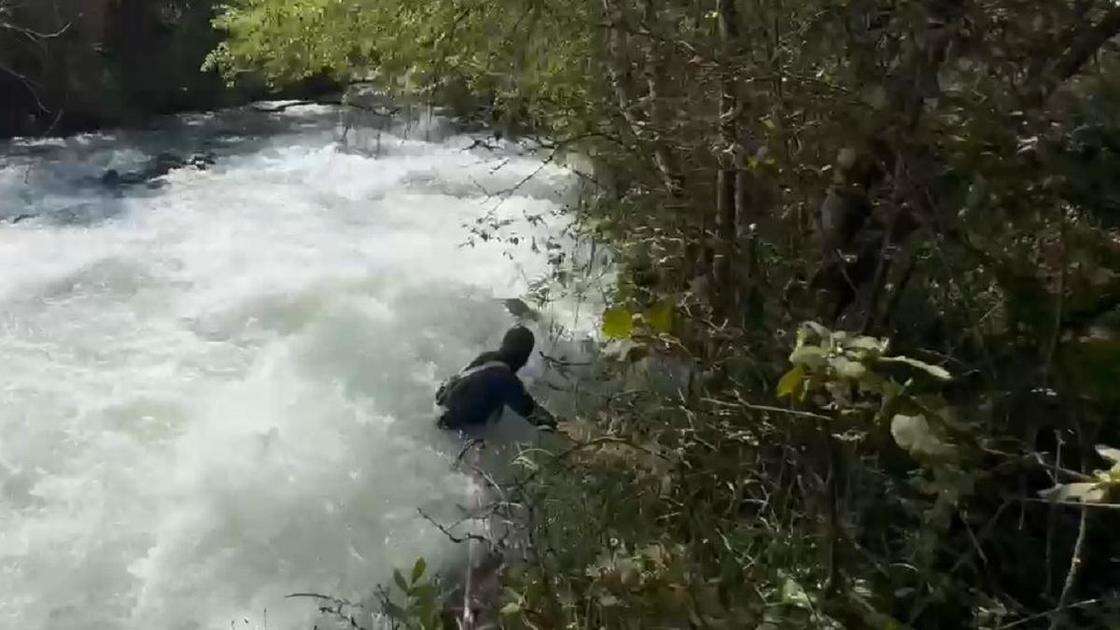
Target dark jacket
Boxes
[437,327,545,429]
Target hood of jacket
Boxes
[498,326,535,372]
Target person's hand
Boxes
[527,407,558,430]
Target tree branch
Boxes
[0,60,49,113]
[0,19,71,42]
[1043,5,1120,96]
[418,507,491,545]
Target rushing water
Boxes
[0,104,580,629]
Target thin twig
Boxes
[1046,431,1064,595]
[1048,506,1091,630]
[418,507,491,544]
[0,60,49,113]
[553,435,671,462]
[0,19,70,40]
[286,592,360,605]
[705,394,835,422]
[457,438,486,464]
[539,352,592,367]
[1015,497,1120,510]
[997,597,1114,630]
[286,592,371,630]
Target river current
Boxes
[0,104,579,629]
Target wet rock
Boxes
[100,168,147,187]
[1,212,38,224]
[98,151,216,188]
[188,152,216,170]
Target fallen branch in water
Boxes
[286,592,360,605]
[253,100,400,117]
[539,351,592,367]
[286,592,370,630]
[418,507,491,545]
[252,100,333,112]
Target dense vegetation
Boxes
[220,1,1120,627]
[0,0,260,137]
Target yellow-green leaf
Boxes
[777,365,806,398]
[602,307,634,339]
[393,569,408,593]
[781,577,812,608]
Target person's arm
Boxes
[500,372,556,428]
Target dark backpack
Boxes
[435,360,508,408]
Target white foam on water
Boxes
[0,105,579,629]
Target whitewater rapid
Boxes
[0,104,580,629]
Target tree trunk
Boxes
[642,0,680,194]
[712,0,741,309]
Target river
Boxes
[0,104,580,629]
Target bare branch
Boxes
[0,19,71,41]
[997,598,1116,630]
[418,507,491,545]
[0,59,49,113]
[1043,4,1120,96]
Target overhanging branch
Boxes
[1043,4,1120,96]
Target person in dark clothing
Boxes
[436,326,556,432]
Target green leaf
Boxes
[846,336,884,350]
[830,356,868,380]
[781,577,812,608]
[598,594,621,607]
[891,414,955,458]
[879,356,952,380]
[777,365,806,398]
[802,321,830,339]
[500,602,522,616]
[1039,482,1105,503]
[845,335,889,358]
[411,557,426,583]
[393,568,409,594]
[645,301,675,334]
[602,307,634,339]
[789,345,827,369]
[1097,445,1120,465]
